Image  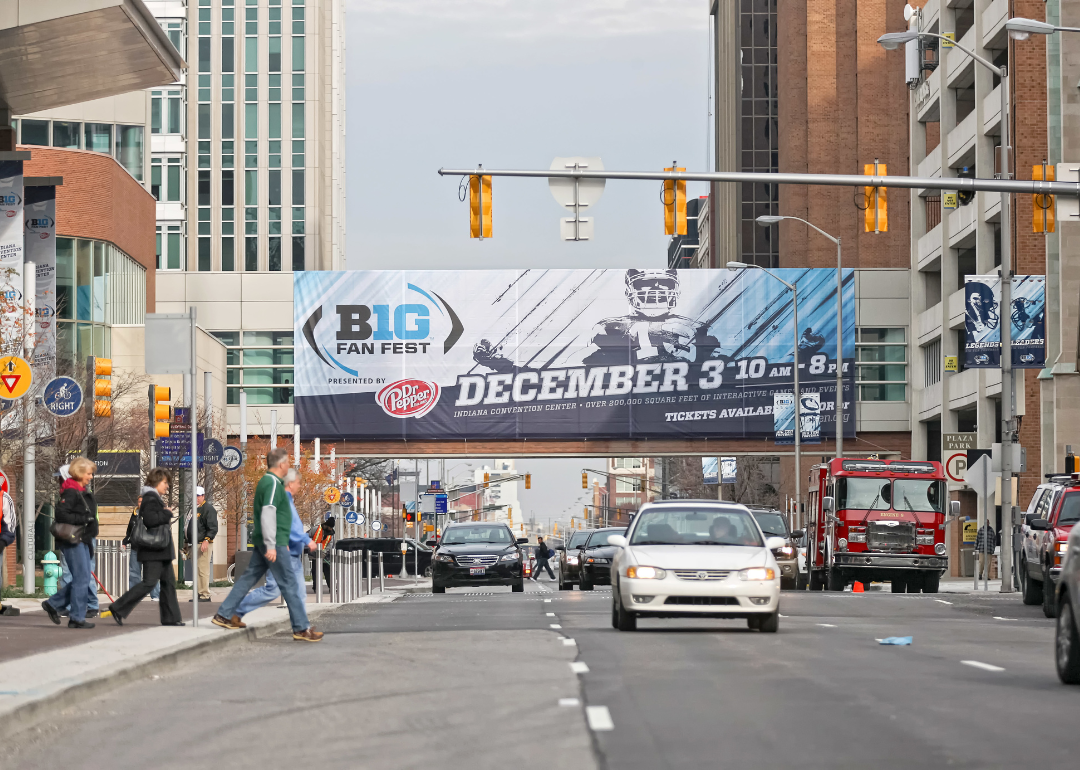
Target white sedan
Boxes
[609,501,785,632]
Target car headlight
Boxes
[837,538,848,550]
[435,553,453,562]
[567,556,579,565]
[501,552,520,561]
[739,567,776,581]
[916,535,934,545]
[625,566,666,579]
[934,543,947,556]
[587,557,609,563]
[779,545,795,557]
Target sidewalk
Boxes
[0,587,395,734]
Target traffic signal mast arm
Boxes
[580,467,667,498]
[438,166,1079,198]
[444,472,531,497]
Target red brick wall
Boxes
[20,146,157,313]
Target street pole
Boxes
[835,237,843,461]
[239,389,247,552]
[792,282,802,526]
[189,306,199,627]
[998,63,1015,593]
[22,267,34,595]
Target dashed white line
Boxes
[935,599,953,605]
[570,661,590,674]
[962,660,1005,672]
[586,705,615,731]
[544,599,552,603]
[558,698,580,707]
[816,623,837,628]
[992,616,1017,621]
[779,614,788,618]
[550,623,562,629]
[562,638,576,646]
[546,612,556,617]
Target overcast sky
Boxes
[346,0,712,525]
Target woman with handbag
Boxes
[108,468,183,626]
[41,457,99,629]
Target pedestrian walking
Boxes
[108,469,183,626]
[212,448,323,642]
[183,486,218,602]
[41,457,99,629]
[309,515,335,595]
[53,465,101,618]
[975,522,997,581]
[235,469,312,620]
[0,486,17,616]
[123,496,160,601]
[531,536,555,581]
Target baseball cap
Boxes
[196,486,205,496]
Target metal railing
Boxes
[311,548,376,604]
[925,195,941,230]
[95,539,131,600]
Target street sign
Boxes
[963,520,977,542]
[345,511,358,524]
[0,355,32,400]
[944,433,978,485]
[324,486,341,505]
[219,446,243,471]
[42,376,82,417]
[371,519,383,532]
[339,492,354,507]
[549,157,605,241]
[944,356,958,373]
[201,438,224,465]
[946,452,968,484]
[943,432,977,451]
[966,455,996,500]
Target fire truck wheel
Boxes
[906,573,924,593]
[826,569,845,592]
[922,572,940,593]
[890,578,906,593]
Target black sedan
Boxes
[578,527,626,591]
[429,523,528,593]
[558,530,592,590]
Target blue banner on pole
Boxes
[965,275,1001,368]
[702,457,718,485]
[720,457,736,484]
[1011,275,1045,368]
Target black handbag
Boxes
[130,514,170,551]
[50,521,86,546]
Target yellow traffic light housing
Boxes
[663,165,687,236]
[863,160,887,233]
[469,173,492,239]
[91,357,112,417]
[525,473,531,490]
[1034,162,1055,233]
[483,472,490,488]
[581,472,588,489]
[149,384,172,439]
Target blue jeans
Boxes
[129,549,160,599]
[59,541,99,611]
[236,552,304,617]
[49,542,92,622]
[218,545,309,632]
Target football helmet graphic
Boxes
[625,269,680,318]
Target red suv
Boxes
[1027,479,1080,618]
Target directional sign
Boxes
[339,492,355,508]
[371,519,383,532]
[324,486,341,505]
[0,356,32,400]
[946,452,968,484]
[354,512,365,526]
[219,446,243,471]
[43,376,83,417]
[201,438,224,465]
[345,511,358,524]
[966,454,996,500]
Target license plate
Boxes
[470,567,486,575]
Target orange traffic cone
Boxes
[853,581,865,593]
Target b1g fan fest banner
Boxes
[964,274,1045,369]
[295,268,856,441]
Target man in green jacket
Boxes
[212,447,323,641]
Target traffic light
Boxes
[663,165,687,236]
[1034,162,1056,233]
[863,160,887,233]
[469,173,492,239]
[403,505,414,523]
[525,473,531,490]
[507,506,512,521]
[90,357,112,417]
[581,472,588,489]
[149,385,172,439]
[1067,445,1077,474]
[483,472,490,488]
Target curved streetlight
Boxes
[1004,17,1080,40]
[756,215,844,460]
[727,261,802,527]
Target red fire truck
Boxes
[805,458,959,593]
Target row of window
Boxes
[55,238,146,326]
[14,119,144,181]
[212,330,295,405]
[152,94,307,141]
[157,226,306,272]
[856,327,907,402]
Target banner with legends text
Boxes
[0,160,24,358]
[295,269,856,441]
[964,274,1045,369]
[25,185,56,382]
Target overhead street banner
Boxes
[964,274,1045,369]
[295,268,856,441]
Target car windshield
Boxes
[586,530,625,547]
[838,477,892,510]
[441,526,513,545]
[569,532,591,548]
[629,508,763,546]
[1059,493,1080,526]
[752,512,788,537]
[893,480,944,512]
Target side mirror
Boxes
[822,496,835,514]
[949,500,961,519]
[425,540,437,547]
[516,537,529,544]
[765,536,787,550]
[1024,513,1039,527]
[608,535,627,547]
[790,529,805,539]
[555,545,566,551]
[1030,518,1051,531]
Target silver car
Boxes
[1054,521,1080,683]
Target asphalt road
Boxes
[8,581,1075,769]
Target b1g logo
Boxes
[377,379,440,418]
[337,304,430,341]
[26,216,53,238]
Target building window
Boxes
[923,339,941,387]
[151,156,184,203]
[269,236,281,271]
[246,236,258,271]
[160,18,185,59]
[114,126,144,181]
[613,458,643,469]
[151,90,184,135]
[53,121,79,149]
[156,224,184,271]
[20,119,49,146]
[292,103,304,138]
[857,328,907,402]
[292,235,304,271]
[214,330,294,405]
[222,236,235,272]
[615,477,640,493]
[199,237,212,271]
[739,3,779,269]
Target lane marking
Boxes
[816,623,837,628]
[570,661,589,674]
[550,623,562,629]
[544,599,552,603]
[962,660,1005,672]
[559,698,580,707]
[779,614,788,618]
[546,612,556,616]
[586,705,615,731]
[992,616,1017,621]
[562,638,576,646]
[935,599,953,605]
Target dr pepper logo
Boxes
[377,379,440,419]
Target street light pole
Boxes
[728,262,801,522]
[756,215,844,460]
[878,28,1014,593]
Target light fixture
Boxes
[726,261,750,269]
[1005,18,1056,40]
[877,31,920,50]
[755,215,784,226]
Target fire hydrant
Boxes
[43,551,61,596]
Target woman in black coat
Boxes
[42,457,99,628]
[108,468,183,626]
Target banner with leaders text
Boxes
[702,457,718,485]
[294,268,856,441]
[964,274,1045,369]
[25,185,56,382]
[0,160,23,358]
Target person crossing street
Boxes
[531,536,555,581]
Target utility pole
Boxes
[239,389,247,551]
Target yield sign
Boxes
[0,356,32,400]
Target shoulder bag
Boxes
[130,511,171,551]
[50,520,86,546]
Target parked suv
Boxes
[557,530,592,590]
[748,508,801,590]
[1025,476,1080,617]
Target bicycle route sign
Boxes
[42,376,83,417]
